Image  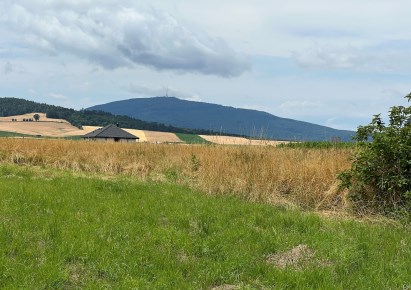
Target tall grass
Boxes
[0,139,352,209]
[277,141,357,149]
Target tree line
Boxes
[0,97,222,135]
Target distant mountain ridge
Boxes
[0,97,216,135]
[88,97,355,141]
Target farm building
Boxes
[83,124,139,143]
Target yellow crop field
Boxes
[0,138,352,210]
[199,135,291,146]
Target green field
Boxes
[176,133,211,144]
[0,164,410,289]
[0,131,33,138]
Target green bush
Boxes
[339,94,411,214]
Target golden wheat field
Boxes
[0,138,353,210]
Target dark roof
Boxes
[83,124,139,139]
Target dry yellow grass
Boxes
[0,138,352,209]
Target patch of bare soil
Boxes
[266,244,331,270]
[211,284,239,290]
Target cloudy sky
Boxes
[1,0,410,130]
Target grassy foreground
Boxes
[1,164,411,289]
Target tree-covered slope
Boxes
[88,97,355,141]
[0,97,214,134]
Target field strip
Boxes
[142,130,182,143]
[200,135,290,146]
[0,121,83,137]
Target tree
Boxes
[339,93,411,215]
[33,114,40,121]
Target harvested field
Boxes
[200,135,290,146]
[0,113,90,137]
[0,119,84,137]
[79,126,100,134]
[123,129,147,142]
[143,130,182,143]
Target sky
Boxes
[1,0,410,130]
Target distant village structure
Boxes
[83,124,139,143]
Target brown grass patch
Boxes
[266,244,331,270]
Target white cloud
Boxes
[292,42,411,73]
[50,93,69,100]
[0,2,249,77]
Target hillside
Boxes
[88,97,355,141]
[0,98,216,135]
[0,122,86,137]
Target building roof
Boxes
[83,124,139,139]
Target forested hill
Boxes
[89,97,355,141]
[0,97,216,134]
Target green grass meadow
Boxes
[1,164,411,289]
